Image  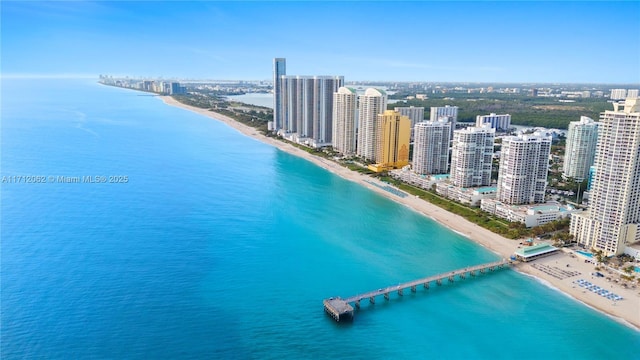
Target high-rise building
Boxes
[475,113,511,131]
[497,133,551,205]
[357,88,387,161]
[273,58,286,131]
[570,98,640,256]
[394,106,424,139]
[610,89,627,100]
[372,110,410,171]
[628,89,639,98]
[562,116,598,181]
[332,87,358,156]
[450,125,495,187]
[430,105,458,138]
[412,120,451,175]
[278,75,344,145]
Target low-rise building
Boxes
[481,199,577,227]
[436,183,497,207]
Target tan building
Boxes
[369,110,410,172]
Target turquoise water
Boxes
[2,79,639,359]
[577,251,594,258]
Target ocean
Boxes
[2,79,639,359]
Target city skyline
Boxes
[2,1,640,83]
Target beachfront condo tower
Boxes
[475,113,511,132]
[394,106,425,140]
[368,110,411,172]
[332,87,358,156]
[450,125,495,188]
[562,116,598,181]
[430,105,458,138]
[570,98,640,256]
[357,88,387,162]
[412,120,451,175]
[496,133,551,205]
[273,58,286,131]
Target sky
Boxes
[2,1,639,83]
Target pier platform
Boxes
[324,259,511,322]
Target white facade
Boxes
[430,105,458,138]
[357,88,387,161]
[332,87,358,155]
[412,121,451,175]
[450,125,495,188]
[481,199,576,228]
[279,75,344,146]
[628,89,639,98]
[436,183,497,207]
[570,98,640,255]
[497,133,551,205]
[562,116,598,181]
[610,89,627,100]
[475,113,511,131]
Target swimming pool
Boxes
[576,250,593,258]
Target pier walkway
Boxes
[324,259,512,322]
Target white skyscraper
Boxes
[476,113,511,131]
[394,106,425,139]
[412,120,451,175]
[332,87,358,156]
[278,74,344,145]
[562,116,598,181]
[497,133,551,205]
[357,88,387,161]
[450,125,495,187]
[430,105,458,138]
[628,89,639,98]
[570,98,640,256]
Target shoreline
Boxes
[159,95,640,331]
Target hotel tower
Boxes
[570,98,640,256]
[370,110,410,172]
[332,87,358,156]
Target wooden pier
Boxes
[324,259,512,322]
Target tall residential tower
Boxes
[357,88,387,161]
[332,87,358,156]
[563,116,598,181]
[412,120,451,175]
[497,133,551,205]
[570,98,640,255]
[450,125,495,187]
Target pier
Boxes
[324,259,512,322]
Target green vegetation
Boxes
[389,94,610,129]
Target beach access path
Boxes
[160,96,640,330]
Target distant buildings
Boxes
[412,120,451,175]
[332,87,358,156]
[570,98,640,256]
[562,116,598,181]
[272,59,344,147]
[357,88,388,161]
[450,125,495,188]
[609,89,627,100]
[430,105,458,138]
[497,133,551,205]
[394,106,424,139]
[475,113,511,131]
[368,110,410,172]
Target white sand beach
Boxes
[160,96,640,330]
